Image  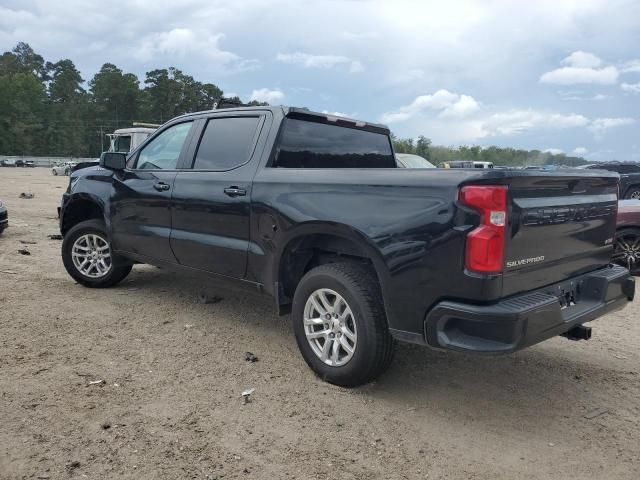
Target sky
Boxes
[1,0,639,161]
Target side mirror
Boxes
[99,152,127,171]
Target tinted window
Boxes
[136,122,192,170]
[274,118,395,168]
[193,117,260,170]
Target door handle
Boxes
[224,186,247,197]
[153,182,170,191]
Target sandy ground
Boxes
[0,167,639,480]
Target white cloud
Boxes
[481,110,589,136]
[340,31,378,41]
[573,147,589,155]
[592,94,609,100]
[589,117,635,136]
[249,88,284,104]
[276,52,363,73]
[540,66,618,85]
[380,90,480,123]
[133,28,259,74]
[621,60,640,73]
[540,51,619,85]
[621,82,640,94]
[544,148,564,155]
[562,51,603,68]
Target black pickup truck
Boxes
[585,162,640,200]
[58,106,635,386]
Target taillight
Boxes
[459,185,508,274]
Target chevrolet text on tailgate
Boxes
[58,106,635,386]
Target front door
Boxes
[170,113,267,278]
[110,120,194,262]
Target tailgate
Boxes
[502,173,618,296]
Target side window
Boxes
[136,122,192,170]
[113,135,131,153]
[193,117,261,170]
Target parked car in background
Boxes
[587,162,640,199]
[1,159,16,167]
[395,153,435,168]
[615,200,640,274]
[0,199,8,235]
[14,159,24,167]
[58,106,634,386]
[24,160,35,168]
[51,162,76,176]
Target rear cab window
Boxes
[272,117,396,168]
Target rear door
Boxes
[170,112,268,278]
[110,120,195,262]
[502,173,619,295]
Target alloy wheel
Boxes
[71,233,112,278]
[303,288,357,367]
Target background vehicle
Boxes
[395,153,435,168]
[587,162,640,199]
[0,159,16,167]
[24,160,35,168]
[14,159,24,167]
[108,126,157,153]
[0,199,8,235]
[59,106,634,386]
[51,161,76,176]
[615,200,640,274]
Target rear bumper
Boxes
[425,264,635,354]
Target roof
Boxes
[173,106,390,135]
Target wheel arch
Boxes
[60,194,106,236]
[273,223,390,316]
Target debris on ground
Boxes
[184,324,194,329]
[65,461,81,473]
[87,379,106,386]
[101,421,111,430]
[47,234,63,240]
[198,292,223,304]
[1,270,18,275]
[584,407,609,419]
[245,352,258,363]
[19,240,37,245]
[19,192,35,199]
[18,249,31,256]
[241,388,255,404]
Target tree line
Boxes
[1,42,587,166]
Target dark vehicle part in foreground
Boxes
[614,200,640,275]
[587,162,640,199]
[0,199,7,234]
[59,106,635,386]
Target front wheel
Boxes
[62,219,132,287]
[292,262,394,387]
[52,169,58,176]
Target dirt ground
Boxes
[0,167,639,480]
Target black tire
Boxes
[292,262,394,387]
[625,186,640,200]
[613,227,640,275]
[62,219,132,287]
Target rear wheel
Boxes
[62,219,132,287]
[52,169,58,176]
[625,187,640,200]
[292,262,394,387]
[613,228,640,275]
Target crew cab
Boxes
[58,106,635,386]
